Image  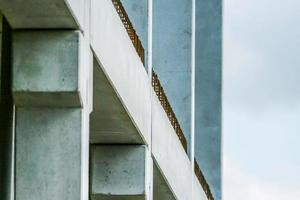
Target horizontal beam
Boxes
[0,0,83,29]
[12,31,82,107]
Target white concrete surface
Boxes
[90,0,151,145]
[90,61,144,144]
[90,145,150,200]
[151,90,192,200]
[193,173,208,200]
[152,89,207,200]
[0,0,83,29]
[90,1,208,199]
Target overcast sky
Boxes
[223,0,300,199]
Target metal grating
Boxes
[111,1,213,199]
[111,0,188,153]
[152,70,188,152]
[194,159,214,200]
[112,0,145,65]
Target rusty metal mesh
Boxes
[194,159,215,200]
[152,70,188,152]
[112,0,145,65]
[111,1,213,198]
[111,0,187,153]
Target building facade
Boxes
[0,0,221,199]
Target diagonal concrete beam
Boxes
[90,0,151,145]
[153,163,176,200]
[90,60,144,144]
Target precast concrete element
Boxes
[195,0,222,199]
[12,31,82,107]
[153,163,176,200]
[152,90,207,200]
[90,60,144,144]
[121,0,148,68]
[15,108,81,200]
[153,0,192,153]
[11,29,91,200]
[91,0,151,144]
[90,145,149,200]
[0,0,83,29]
[193,173,208,200]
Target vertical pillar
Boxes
[12,30,90,200]
[0,16,14,200]
[195,0,222,199]
[153,0,192,154]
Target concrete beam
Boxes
[192,173,208,200]
[90,145,150,200]
[151,90,193,200]
[153,163,176,200]
[91,0,151,144]
[90,60,144,144]
[0,0,83,29]
[12,31,82,107]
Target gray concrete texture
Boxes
[195,0,222,199]
[0,0,80,29]
[90,145,147,200]
[12,31,82,107]
[153,163,176,200]
[153,0,192,154]
[90,0,152,144]
[15,108,82,200]
[90,60,144,144]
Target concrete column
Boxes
[90,145,151,200]
[195,0,222,199]
[12,30,91,200]
[153,0,192,154]
[0,16,14,200]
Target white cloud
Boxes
[223,156,300,200]
[224,0,300,111]
[224,0,300,199]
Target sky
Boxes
[223,0,300,199]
